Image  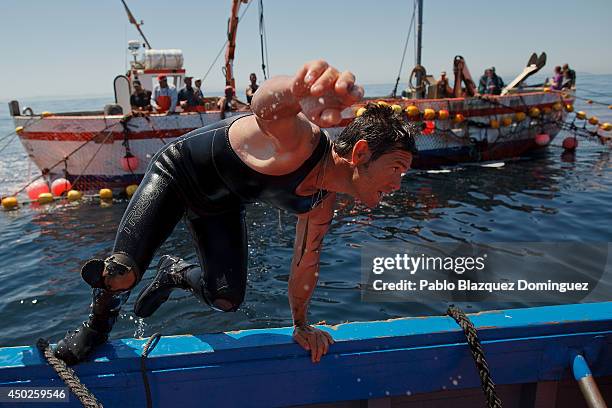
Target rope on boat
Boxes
[69,129,116,188]
[569,92,611,106]
[201,0,253,85]
[140,333,162,408]
[391,0,417,98]
[0,116,47,155]
[8,121,121,197]
[446,306,502,408]
[36,338,103,408]
[0,133,16,155]
[258,0,270,80]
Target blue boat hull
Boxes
[1,302,610,407]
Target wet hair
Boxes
[333,103,418,161]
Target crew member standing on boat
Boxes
[130,80,152,112]
[178,76,200,112]
[217,86,247,119]
[152,74,178,113]
[246,72,259,104]
[550,66,563,91]
[562,64,576,89]
[54,59,417,365]
[436,71,453,98]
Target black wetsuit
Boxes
[113,114,330,308]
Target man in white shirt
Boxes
[151,75,178,113]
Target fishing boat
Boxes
[6,0,579,193]
[0,302,610,407]
[324,0,576,169]
[6,0,251,192]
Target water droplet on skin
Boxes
[385,391,390,396]
[303,284,310,290]
[356,378,361,382]
[32,299,37,304]
[20,300,24,304]
[457,375,462,379]
[273,115,278,120]
[452,380,458,386]
[442,386,447,390]
[318,97,325,104]
[406,391,412,396]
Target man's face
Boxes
[195,80,202,88]
[134,83,142,92]
[159,78,168,88]
[185,78,192,87]
[486,70,493,78]
[351,146,412,208]
[250,74,257,83]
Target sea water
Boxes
[0,76,611,347]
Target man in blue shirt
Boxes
[178,76,200,112]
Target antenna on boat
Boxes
[415,0,424,98]
[120,0,152,49]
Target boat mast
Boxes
[225,0,249,89]
[120,0,152,49]
[415,0,424,98]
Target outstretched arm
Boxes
[251,60,363,150]
[289,192,336,363]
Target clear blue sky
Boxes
[1,0,611,100]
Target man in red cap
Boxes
[152,74,178,113]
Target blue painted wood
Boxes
[0,302,611,407]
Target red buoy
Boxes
[121,154,140,172]
[26,180,50,200]
[422,120,435,135]
[535,133,550,146]
[562,137,578,151]
[51,178,72,196]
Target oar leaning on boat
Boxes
[54,59,419,365]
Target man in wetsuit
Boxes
[54,60,418,365]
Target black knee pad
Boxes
[81,252,141,292]
[211,289,244,312]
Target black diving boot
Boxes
[54,289,121,365]
[134,255,201,318]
